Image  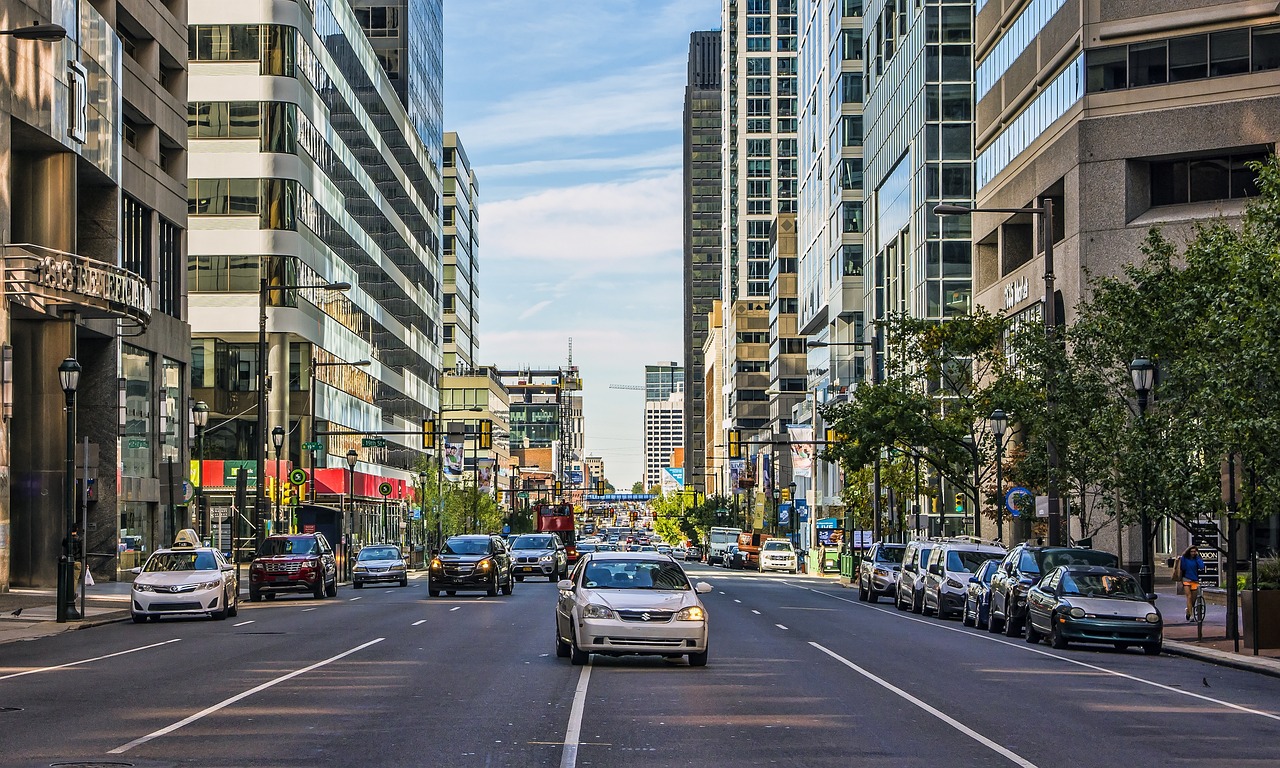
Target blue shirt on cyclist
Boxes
[1179,548,1205,583]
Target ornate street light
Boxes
[989,409,1007,543]
[1130,358,1156,595]
[57,358,82,622]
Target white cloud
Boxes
[517,299,553,321]
[481,146,682,179]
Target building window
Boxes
[188,102,262,139]
[189,24,261,62]
[747,118,771,133]
[1149,150,1266,207]
[747,57,771,75]
[122,195,152,283]
[354,7,400,37]
[747,139,771,157]
[158,217,182,319]
[747,97,771,116]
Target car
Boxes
[248,532,338,602]
[672,546,688,559]
[989,545,1120,637]
[962,559,1001,629]
[723,544,746,569]
[895,540,935,613]
[1025,565,1162,654]
[509,533,568,582]
[857,542,905,603]
[685,545,703,562]
[428,535,514,596]
[758,538,798,573]
[638,544,658,553]
[576,543,601,558]
[352,544,408,588]
[656,544,673,556]
[554,552,713,666]
[921,540,1005,619]
[130,529,238,622]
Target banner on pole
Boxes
[444,439,464,476]
[477,458,494,494]
[788,425,814,478]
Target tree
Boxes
[631,481,644,494]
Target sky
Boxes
[443,0,722,490]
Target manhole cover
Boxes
[0,706,22,712]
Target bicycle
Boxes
[1188,581,1206,625]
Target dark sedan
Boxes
[1025,566,1162,654]
[428,535,513,597]
[961,559,1000,629]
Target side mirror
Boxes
[1146,593,1158,603]
[556,579,574,591]
[695,581,713,594]
[968,576,980,584]
[928,564,942,576]
[221,564,234,572]
[129,567,142,574]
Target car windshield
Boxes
[259,537,318,556]
[978,561,998,583]
[511,535,554,550]
[946,550,995,573]
[1038,548,1120,571]
[442,538,490,556]
[876,546,906,564]
[763,541,793,552]
[581,560,691,590]
[1060,571,1143,599]
[144,551,218,572]
[358,547,400,561]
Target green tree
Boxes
[631,480,645,494]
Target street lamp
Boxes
[935,200,1061,544]
[1,23,67,41]
[271,425,286,533]
[256,277,352,553]
[57,357,81,622]
[307,358,371,502]
[416,470,428,567]
[1130,358,1156,595]
[345,448,358,580]
[989,409,1007,543]
[788,481,798,543]
[193,400,210,538]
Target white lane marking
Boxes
[300,608,317,613]
[559,662,592,768]
[349,596,362,601]
[385,590,395,593]
[450,606,461,612]
[109,637,385,754]
[775,624,789,630]
[412,619,426,626]
[734,599,742,603]
[751,610,761,615]
[796,584,1280,722]
[0,639,181,682]
[232,620,254,627]
[811,642,1039,768]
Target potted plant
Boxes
[1241,556,1280,650]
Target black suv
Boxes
[248,532,337,601]
[988,544,1119,636]
[857,542,905,603]
[428,535,513,597]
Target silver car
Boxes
[555,552,713,666]
[509,533,567,582]
[352,545,408,588]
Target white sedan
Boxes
[131,531,238,622]
[555,552,713,666]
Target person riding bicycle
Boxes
[1176,546,1206,622]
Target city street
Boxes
[1,564,1277,767]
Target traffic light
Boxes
[477,419,492,450]
[422,418,438,450]
[728,429,742,459]
[554,480,563,496]
[954,493,964,514]
[825,427,846,445]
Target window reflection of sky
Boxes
[876,156,912,254]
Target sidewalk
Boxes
[0,581,133,645]
[1153,584,1280,678]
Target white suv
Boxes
[758,538,798,574]
[921,539,1006,620]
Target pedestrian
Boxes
[1176,545,1205,622]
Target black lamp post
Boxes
[193,400,209,537]
[1130,358,1156,595]
[345,448,358,580]
[57,357,81,622]
[416,470,428,567]
[989,409,1007,543]
[271,425,285,533]
[788,481,798,543]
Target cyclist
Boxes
[1177,546,1206,622]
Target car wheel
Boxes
[962,602,975,627]
[548,572,558,583]
[688,649,709,667]
[353,582,364,589]
[400,578,409,588]
[988,606,1004,634]
[570,629,589,666]
[264,592,276,600]
[555,624,571,658]
[977,607,989,630]
[858,581,869,601]
[131,613,147,624]
[912,591,924,614]
[487,575,499,597]
[502,576,513,596]
[921,592,935,617]
[1050,621,1070,650]
[1115,643,1130,652]
[326,580,338,597]
[313,579,325,599]
[1004,613,1022,637]
[1025,619,1042,644]
[212,596,228,621]
[1142,641,1162,656]
[228,591,238,618]
[249,587,262,603]
[428,587,440,597]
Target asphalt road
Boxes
[0,563,1277,767]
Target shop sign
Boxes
[1003,276,1030,309]
[6,245,152,325]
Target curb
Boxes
[1162,639,1280,679]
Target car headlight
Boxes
[353,565,368,572]
[132,582,153,592]
[946,578,965,589]
[539,554,555,562]
[675,605,706,621]
[430,558,443,570]
[1068,607,1086,619]
[478,559,492,570]
[1145,612,1161,624]
[199,579,224,591]
[582,604,615,619]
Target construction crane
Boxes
[609,384,644,391]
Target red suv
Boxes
[249,533,337,601]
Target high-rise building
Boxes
[720,0,802,480]
[443,133,480,373]
[501,367,583,483]
[641,363,684,490]
[683,30,722,499]
[970,0,1280,550]
[350,0,444,160]
[187,0,445,546]
[767,214,803,493]
[1,0,191,588]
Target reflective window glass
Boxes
[1168,35,1207,81]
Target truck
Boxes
[707,526,743,565]
[535,502,579,565]
[736,531,769,570]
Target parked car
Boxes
[509,533,567,582]
[895,540,935,613]
[989,544,1119,636]
[130,529,238,622]
[1025,565,1162,654]
[685,545,703,562]
[248,532,337,601]
[857,542,906,603]
[922,540,1006,619]
[554,552,713,666]
[428,535,514,597]
[352,544,408,588]
[672,545,687,559]
[758,538,798,573]
[723,545,746,569]
[962,559,1001,629]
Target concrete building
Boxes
[501,367,583,485]
[643,377,684,491]
[683,30,722,500]
[440,366,510,524]
[702,300,726,497]
[970,0,1280,553]
[187,0,444,549]
[720,0,801,472]
[443,133,479,373]
[584,455,606,491]
[1,0,192,589]
[766,213,803,501]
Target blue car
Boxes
[962,559,1001,629]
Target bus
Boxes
[708,526,743,565]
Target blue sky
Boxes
[443,0,721,489]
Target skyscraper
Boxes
[443,133,480,373]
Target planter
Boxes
[1241,590,1280,650]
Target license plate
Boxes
[272,575,290,582]
[521,566,535,572]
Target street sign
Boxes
[362,437,387,448]
[1189,520,1220,587]
[518,492,529,499]
[302,441,323,451]
[289,468,308,486]
[1006,486,1032,517]
[378,481,393,497]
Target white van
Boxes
[921,538,1006,620]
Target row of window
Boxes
[1086,24,1280,93]
[976,0,1066,101]
[1150,150,1266,207]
